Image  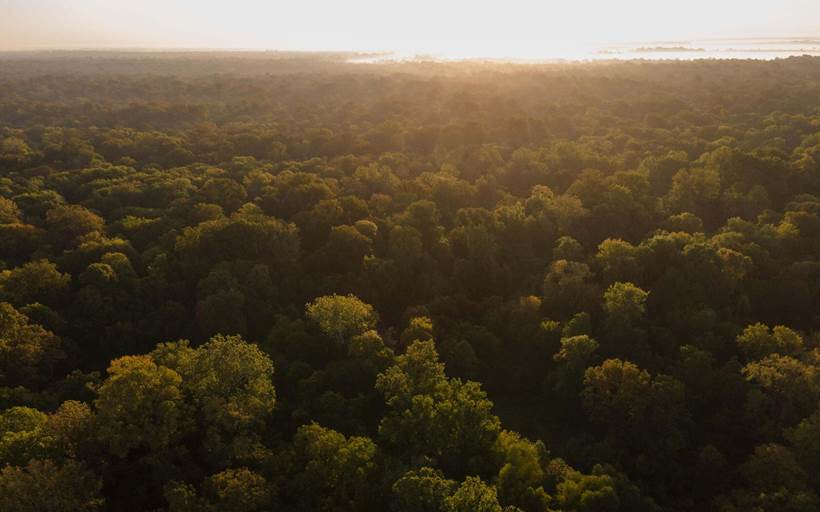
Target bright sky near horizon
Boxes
[1,0,818,58]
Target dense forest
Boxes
[0,52,819,511]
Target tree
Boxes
[399,316,435,347]
[94,355,190,458]
[736,323,803,359]
[0,259,71,306]
[666,167,721,226]
[553,464,659,512]
[553,469,619,512]
[43,400,94,460]
[552,335,599,399]
[0,197,21,223]
[311,224,374,274]
[45,205,105,248]
[195,269,247,338]
[154,335,276,469]
[664,212,703,233]
[0,223,44,263]
[554,335,599,367]
[603,282,649,327]
[583,359,654,433]
[289,423,380,511]
[376,340,501,477]
[0,301,64,388]
[0,459,103,512]
[595,239,642,285]
[347,329,395,384]
[786,409,820,487]
[391,467,457,512]
[542,260,598,318]
[494,431,551,512]
[201,467,273,512]
[553,236,585,261]
[0,136,34,166]
[725,443,820,512]
[176,335,276,435]
[600,282,650,363]
[0,406,50,466]
[582,359,687,475]
[175,213,300,279]
[0,401,92,466]
[199,177,247,213]
[306,294,378,344]
[742,354,818,433]
[444,476,503,512]
[94,335,276,507]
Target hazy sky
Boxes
[1,0,818,57]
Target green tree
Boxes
[0,459,103,512]
[552,335,599,399]
[94,355,190,458]
[376,340,501,477]
[786,409,820,487]
[0,406,50,466]
[603,282,649,327]
[0,197,21,223]
[494,431,551,512]
[177,335,276,435]
[0,259,71,306]
[0,301,64,388]
[666,167,721,226]
[289,423,380,511]
[743,354,818,433]
[200,177,248,213]
[155,335,276,468]
[45,204,105,248]
[175,213,300,278]
[542,260,598,318]
[595,239,641,284]
[306,294,378,344]
[311,224,374,274]
[736,323,804,359]
[582,359,687,475]
[391,467,457,512]
[3,136,38,169]
[202,467,273,512]
[553,464,659,512]
[444,476,503,512]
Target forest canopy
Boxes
[0,52,819,511]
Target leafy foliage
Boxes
[0,53,818,511]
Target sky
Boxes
[1,0,818,58]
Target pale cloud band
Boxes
[1,0,818,58]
